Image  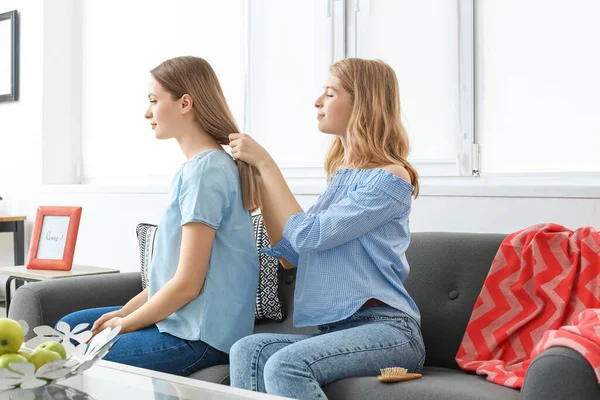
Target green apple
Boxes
[17,349,31,361]
[30,348,62,370]
[0,353,28,369]
[0,318,24,355]
[34,341,67,359]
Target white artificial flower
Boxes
[0,359,74,392]
[0,387,36,400]
[84,326,121,360]
[24,322,92,355]
[34,359,73,382]
[0,368,23,391]
[0,363,45,390]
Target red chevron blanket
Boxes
[456,223,600,388]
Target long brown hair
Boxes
[325,58,419,197]
[151,56,261,210]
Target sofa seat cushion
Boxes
[322,367,520,400]
[189,366,520,399]
[188,364,230,385]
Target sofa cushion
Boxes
[403,232,506,370]
[190,366,520,400]
[188,364,230,385]
[322,367,520,400]
[252,214,286,321]
[135,213,286,321]
[136,223,158,290]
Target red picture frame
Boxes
[26,206,82,271]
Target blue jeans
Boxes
[58,306,228,376]
[230,304,426,399]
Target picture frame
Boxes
[0,10,19,103]
[27,206,82,271]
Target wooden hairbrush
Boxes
[377,367,423,383]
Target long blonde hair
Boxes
[151,56,261,211]
[325,58,419,197]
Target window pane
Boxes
[81,0,245,183]
[357,0,461,162]
[248,0,332,167]
[478,0,600,173]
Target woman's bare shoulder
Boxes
[380,164,411,184]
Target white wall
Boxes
[80,0,246,184]
[0,0,44,268]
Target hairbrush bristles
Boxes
[377,367,423,383]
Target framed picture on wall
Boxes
[0,10,19,102]
[27,206,82,271]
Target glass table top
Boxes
[0,360,288,400]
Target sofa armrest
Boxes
[521,346,600,400]
[8,272,142,339]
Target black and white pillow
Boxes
[136,223,158,290]
[252,213,286,321]
[135,214,286,321]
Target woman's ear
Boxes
[181,94,193,114]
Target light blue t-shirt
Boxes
[149,149,259,353]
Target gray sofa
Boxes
[9,232,600,399]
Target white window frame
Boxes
[349,0,477,177]
[248,0,476,189]
[42,0,475,188]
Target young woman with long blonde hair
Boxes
[229,58,425,398]
[59,56,260,376]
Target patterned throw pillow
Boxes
[135,214,286,321]
[136,223,158,290]
[252,213,286,321]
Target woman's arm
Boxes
[255,157,303,243]
[96,222,214,334]
[120,287,149,315]
[91,287,149,334]
[276,184,410,252]
[257,165,302,269]
[230,133,303,268]
[230,134,302,236]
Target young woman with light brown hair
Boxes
[59,56,260,376]
[229,58,425,398]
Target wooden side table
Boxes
[0,264,120,314]
[0,216,26,265]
